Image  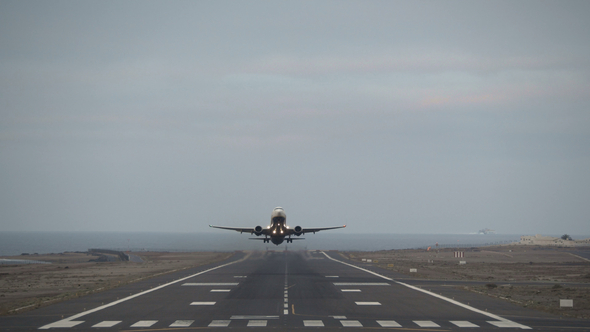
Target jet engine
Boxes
[294,226,303,236]
[254,225,264,236]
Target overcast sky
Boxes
[1,1,589,235]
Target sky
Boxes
[1,1,589,235]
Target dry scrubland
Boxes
[0,251,232,315]
[345,245,590,319]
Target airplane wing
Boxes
[209,225,269,235]
[289,225,346,235]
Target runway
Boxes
[1,250,588,331]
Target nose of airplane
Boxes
[272,208,286,219]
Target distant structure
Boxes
[518,234,590,247]
[477,228,496,234]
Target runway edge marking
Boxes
[38,255,247,330]
[320,251,531,330]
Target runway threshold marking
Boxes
[377,320,402,327]
[247,320,267,327]
[169,320,194,327]
[450,320,480,327]
[321,251,532,330]
[38,257,245,329]
[303,320,324,327]
[130,320,157,327]
[340,320,362,327]
[230,315,279,319]
[208,320,231,327]
[91,321,121,328]
[414,320,440,327]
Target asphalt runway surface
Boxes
[1,250,588,331]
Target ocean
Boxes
[0,231,528,256]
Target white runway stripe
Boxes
[333,282,390,286]
[130,320,157,327]
[38,320,84,329]
[355,301,381,305]
[414,320,440,327]
[92,321,121,328]
[450,320,479,327]
[182,283,238,286]
[377,320,401,327]
[247,320,267,327]
[208,320,230,327]
[488,320,530,328]
[303,320,324,327]
[190,301,216,305]
[169,320,194,327]
[230,315,279,319]
[340,320,362,327]
[341,289,361,292]
[210,289,231,292]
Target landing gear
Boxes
[286,236,293,243]
[263,237,269,243]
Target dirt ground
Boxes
[0,251,232,316]
[344,245,590,319]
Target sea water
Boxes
[0,231,527,256]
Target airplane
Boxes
[209,207,346,245]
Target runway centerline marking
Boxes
[321,251,532,330]
[284,261,289,316]
[190,301,216,305]
[39,256,245,329]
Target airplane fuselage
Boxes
[267,207,288,245]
